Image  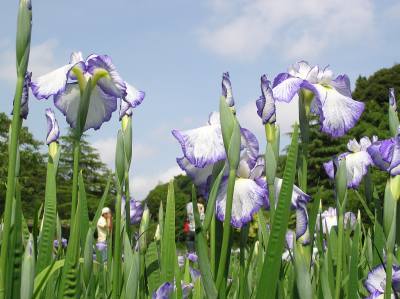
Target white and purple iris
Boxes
[367,134,400,176]
[152,281,193,299]
[389,88,397,112]
[316,207,356,234]
[272,61,364,137]
[45,108,60,145]
[364,264,400,298]
[20,72,32,119]
[121,197,145,225]
[31,51,144,131]
[323,137,376,188]
[256,75,276,125]
[222,72,234,108]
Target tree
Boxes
[0,112,46,218]
[145,175,195,241]
[307,64,400,213]
[56,129,115,220]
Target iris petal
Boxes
[272,75,304,103]
[216,178,268,228]
[296,206,308,239]
[54,83,117,131]
[312,83,364,137]
[274,178,310,209]
[172,124,225,168]
[45,108,60,145]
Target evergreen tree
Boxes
[0,112,46,218]
[56,128,115,219]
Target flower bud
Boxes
[16,0,32,76]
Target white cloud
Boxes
[92,137,158,169]
[130,165,184,200]
[0,39,58,82]
[200,0,375,60]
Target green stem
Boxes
[70,139,81,225]
[385,251,393,299]
[0,75,24,296]
[210,214,216,276]
[112,191,122,298]
[124,171,131,238]
[334,207,344,299]
[215,168,236,290]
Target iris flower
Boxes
[152,282,173,299]
[186,252,198,263]
[45,108,60,145]
[364,264,400,298]
[367,134,400,176]
[390,88,397,112]
[272,61,364,137]
[121,197,145,225]
[316,207,356,234]
[222,72,234,108]
[256,75,276,125]
[323,137,375,188]
[31,52,143,131]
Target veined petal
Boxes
[172,124,225,168]
[288,61,318,82]
[177,157,214,188]
[54,84,117,131]
[45,108,60,145]
[389,88,397,112]
[216,178,268,228]
[367,137,400,176]
[31,64,73,100]
[296,206,308,239]
[86,54,127,98]
[257,75,276,124]
[17,71,32,119]
[272,75,304,103]
[119,82,145,119]
[274,177,311,209]
[364,264,400,294]
[222,72,234,107]
[240,128,259,169]
[344,150,372,188]
[312,83,364,137]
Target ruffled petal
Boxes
[86,54,127,98]
[367,137,400,176]
[31,64,73,100]
[344,151,372,188]
[119,82,145,119]
[216,178,268,228]
[172,124,225,168]
[312,83,364,137]
[288,61,318,82]
[272,75,304,103]
[274,178,311,209]
[365,264,387,294]
[222,72,234,107]
[45,108,60,145]
[177,157,214,189]
[54,84,117,131]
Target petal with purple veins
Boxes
[216,178,268,228]
[45,108,60,145]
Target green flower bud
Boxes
[16,0,32,76]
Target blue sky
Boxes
[1,0,399,199]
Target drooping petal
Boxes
[86,54,127,98]
[54,83,117,131]
[216,178,268,228]
[367,136,400,176]
[274,178,311,210]
[364,265,389,294]
[176,157,214,190]
[45,108,60,145]
[119,82,145,119]
[222,72,234,107]
[172,124,225,168]
[256,75,276,124]
[296,206,308,239]
[31,64,74,100]
[152,282,174,299]
[272,75,304,103]
[312,83,364,137]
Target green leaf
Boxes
[36,159,57,274]
[256,124,299,299]
[145,242,161,295]
[192,187,218,299]
[124,232,139,299]
[348,221,360,299]
[78,171,90,246]
[83,228,94,286]
[160,180,176,283]
[20,235,34,299]
[115,130,126,187]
